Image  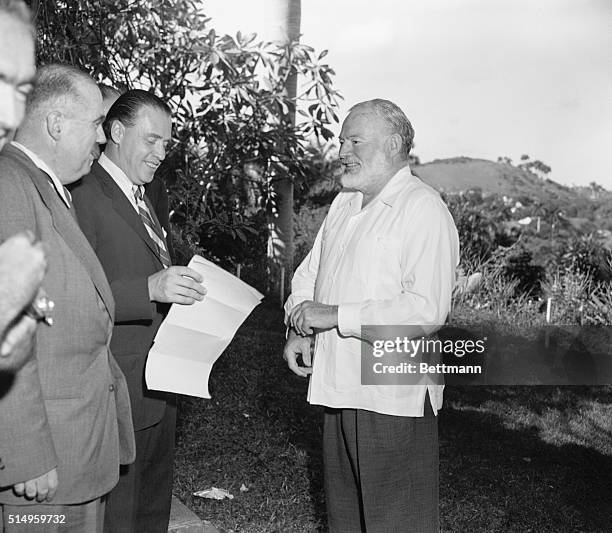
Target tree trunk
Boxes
[263,0,300,303]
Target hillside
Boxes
[413,157,575,203]
[296,156,612,263]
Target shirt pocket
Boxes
[347,234,400,291]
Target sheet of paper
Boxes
[145,255,263,398]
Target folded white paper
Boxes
[145,255,263,398]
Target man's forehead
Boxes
[134,105,172,132]
[74,81,104,117]
[0,15,35,82]
[0,12,32,41]
[341,109,381,135]
[73,77,101,101]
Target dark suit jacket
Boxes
[70,161,172,431]
[0,145,135,504]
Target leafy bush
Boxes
[556,235,612,283]
[541,268,591,325]
[584,282,612,324]
[498,246,546,297]
[30,0,341,284]
[444,192,501,265]
[451,258,544,331]
[293,205,329,267]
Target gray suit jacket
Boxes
[0,144,135,504]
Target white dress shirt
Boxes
[98,153,138,211]
[284,165,460,417]
[11,141,71,208]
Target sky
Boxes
[204,0,612,188]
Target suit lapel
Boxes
[5,146,116,320]
[92,162,164,268]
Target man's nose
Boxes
[0,87,23,133]
[95,123,106,144]
[338,142,351,159]
[154,142,166,160]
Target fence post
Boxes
[280,266,285,307]
[545,297,552,348]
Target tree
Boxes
[517,154,551,179]
[261,0,301,300]
[27,0,341,292]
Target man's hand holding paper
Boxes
[145,255,263,398]
[148,265,207,305]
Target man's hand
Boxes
[148,266,207,305]
[283,330,313,377]
[0,232,47,328]
[0,232,47,370]
[13,468,58,502]
[0,314,37,368]
[289,301,338,336]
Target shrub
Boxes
[31,0,341,286]
[293,205,329,267]
[541,268,591,326]
[556,234,612,283]
[499,246,546,297]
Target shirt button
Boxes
[109,384,115,392]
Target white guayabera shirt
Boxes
[284,165,460,417]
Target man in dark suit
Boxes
[0,64,135,532]
[144,174,174,261]
[91,83,173,261]
[92,83,175,263]
[70,90,206,533]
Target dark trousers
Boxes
[103,402,176,533]
[323,398,439,533]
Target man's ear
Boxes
[386,133,402,158]
[109,119,125,145]
[46,111,62,141]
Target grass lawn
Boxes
[173,304,612,532]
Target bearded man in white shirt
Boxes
[283,99,460,533]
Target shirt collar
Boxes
[11,141,71,208]
[376,164,416,207]
[98,152,137,206]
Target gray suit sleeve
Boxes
[0,164,58,487]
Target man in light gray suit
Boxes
[0,64,135,532]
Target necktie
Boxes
[44,174,76,220]
[133,185,171,268]
[62,185,74,208]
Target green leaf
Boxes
[34,0,342,280]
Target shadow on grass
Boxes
[172,304,612,532]
[441,387,612,533]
